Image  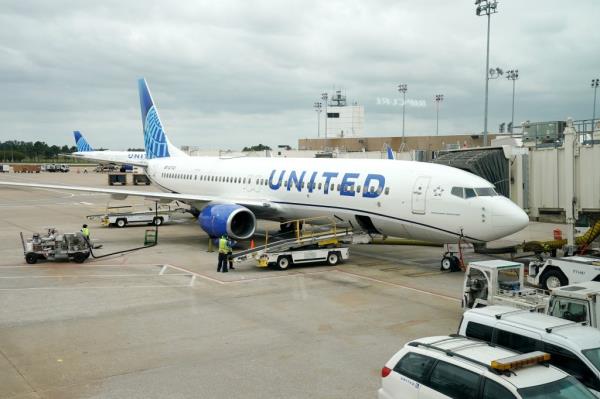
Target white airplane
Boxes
[0,79,528,249]
[70,130,150,165]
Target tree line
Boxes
[0,140,78,162]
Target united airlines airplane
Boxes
[70,130,148,165]
[0,79,528,248]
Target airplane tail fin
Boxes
[73,131,93,152]
[385,144,395,160]
[138,78,187,159]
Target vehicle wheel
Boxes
[72,252,87,263]
[116,219,127,228]
[25,252,38,264]
[153,217,163,226]
[541,270,568,290]
[440,256,453,271]
[145,181,151,185]
[327,251,340,266]
[276,256,292,270]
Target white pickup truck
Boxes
[463,260,600,329]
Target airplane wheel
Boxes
[276,256,292,270]
[25,253,38,264]
[440,256,453,271]
[327,251,340,266]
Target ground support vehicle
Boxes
[108,173,127,185]
[257,246,349,269]
[462,260,549,312]
[378,335,595,399]
[20,228,90,264]
[232,216,356,270]
[547,281,600,327]
[528,256,600,290]
[88,204,184,228]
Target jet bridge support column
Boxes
[563,118,578,250]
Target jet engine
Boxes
[198,203,256,240]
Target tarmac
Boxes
[0,169,563,398]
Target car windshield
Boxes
[474,187,497,196]
[517,376,596,399]
[583,348,600,371]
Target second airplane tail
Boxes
[73,131,93,152]
[138,78,187,160]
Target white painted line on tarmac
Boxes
[0,285,192,291]
[0,273,190,279]
[334,269,461,302]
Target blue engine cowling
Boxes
[198,203,256,240]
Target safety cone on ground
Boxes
[250,239,255,249]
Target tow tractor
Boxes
[20,228,91,264]
[232,217,355,270]
[527,255,600,290]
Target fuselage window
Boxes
[318,182,322,190]
[376,187,383,195]
[336,184,340,191]
[384,187,389,195]
[465,188,477,198]
[331,183,334,192]
[357,185,361,193]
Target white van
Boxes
[379,335,595,399]
[459,305,600,396]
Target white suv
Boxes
[378,335,595,399]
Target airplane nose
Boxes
[492,198,529,235]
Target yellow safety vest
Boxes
[218,237,228,253]
[81,227,90,238]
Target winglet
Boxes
[73,131,93,152]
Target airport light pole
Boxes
[321,92,329,140]
[435,94,444,136]
[506,69,519,136]
[476,0,499,147]
[313,102,322,138]
[592,78,599,131]
[398,84,408,142]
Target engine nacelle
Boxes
[198,203,256,240]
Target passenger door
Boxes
[412,176,431,215]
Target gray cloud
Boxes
[0,0,598,150]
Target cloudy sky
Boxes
[1,1,598,150]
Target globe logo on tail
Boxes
[143,106,170,159]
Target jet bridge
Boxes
[432,147,509,197]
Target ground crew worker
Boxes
[217,234,229,273]
[81,224,90,240]
[227,238,235,270]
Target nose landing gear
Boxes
[440,233,467,272]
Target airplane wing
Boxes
[0,181,276,211]
[67,153,148,168]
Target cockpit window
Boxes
[475,187,497,196]
[451,187,465,198]
[465,188,477,198]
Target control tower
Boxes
[324,90,364,138]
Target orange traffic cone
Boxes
[250,239,255,249]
